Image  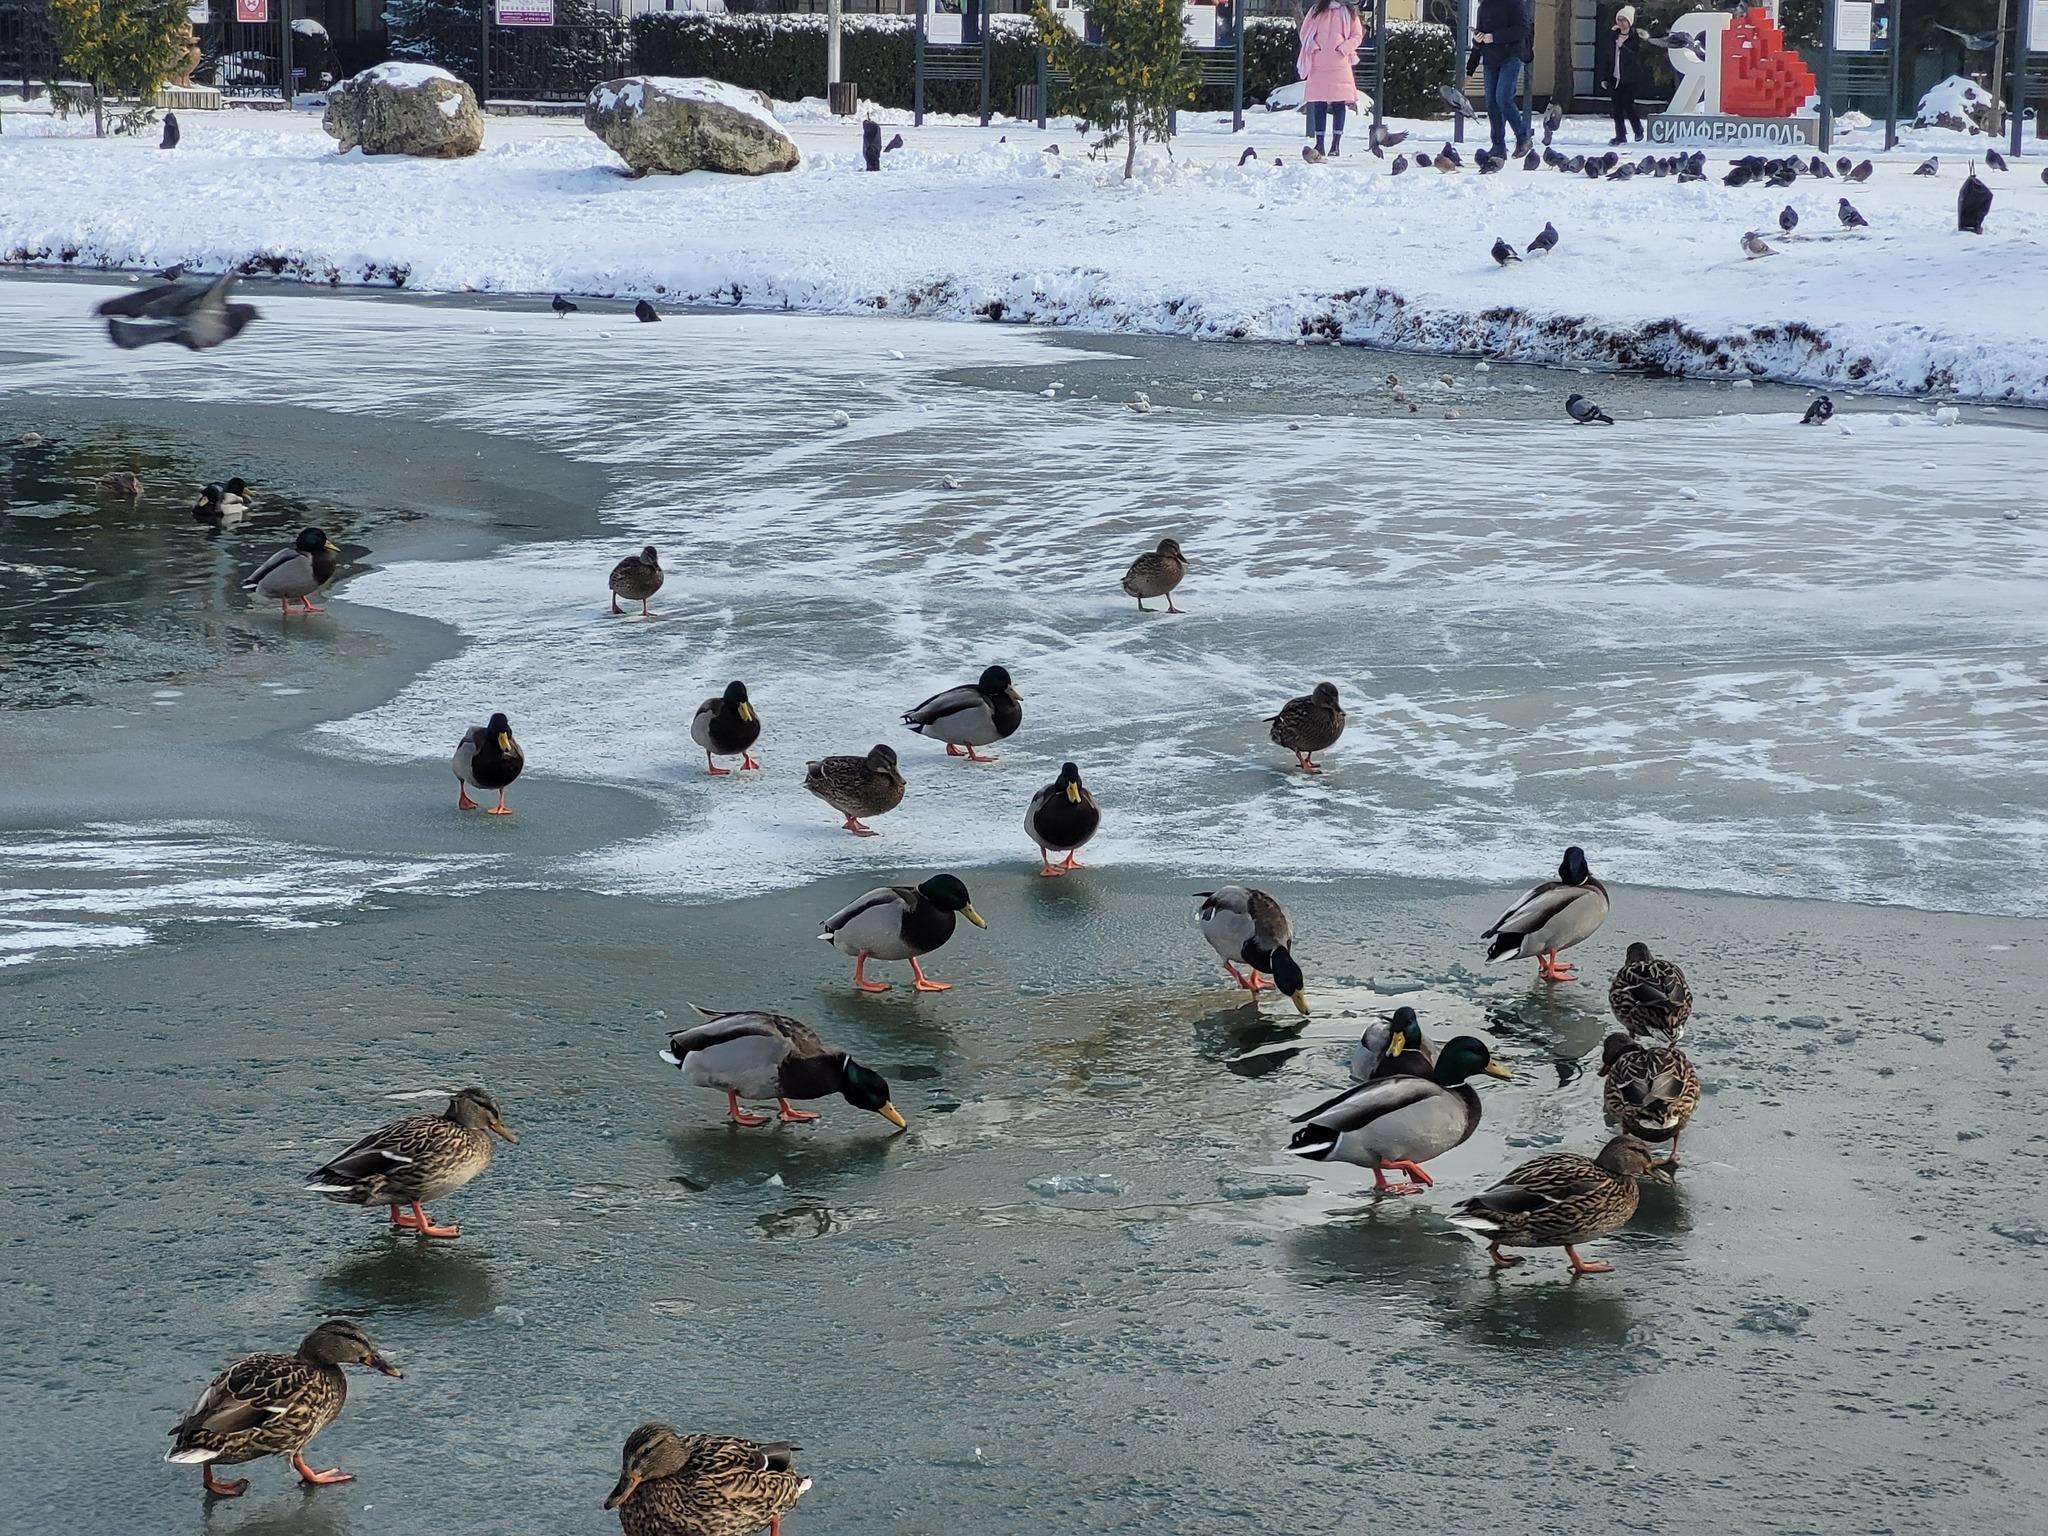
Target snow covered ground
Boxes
[1,96,2044,401]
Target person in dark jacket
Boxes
[1596,6,1646,145]
[1465,0,1532,160]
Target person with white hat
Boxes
[1597,6,1646,145]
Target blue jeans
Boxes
[1483,57,1527,153]
[1307,101,1347,147]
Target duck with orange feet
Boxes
[1025,761,1100,876]
[1196,885,1310,1015]
[1288,1035,1512,1195]
[453,712,524,814]
[691,680,761,775]
[820,873,985,993]
[1450,1133,1668,1275]
[659,1006,906,1130]
[1482,844,1610,982]
[305,1087,516,1239]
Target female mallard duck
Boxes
[1267,682,1345,773]
[1449,1133,1668,1274]
[821,872,985,993]
[1288,1035,1511,1194]
[660,1006,906,1130]
[1196,886,1308,1014]
[804,743,904,836]
[691,680,760,775]
[243,527,340,615]
[1608,941,1692,1040]
[96,470,143,499]
[1599,1034,1700,1166]
[604,1425,810,1536]
[1482,844,1610,982]
[454,712,524,814]
[1025,761,1100,875]
[902,665,1022,761]
[1349,1005,1436,1084]
[305,1087,516,1239]
[166,1319,400,1498]
[1121,537,1187,613]
[609,545,664,616]
[192,477,252,523]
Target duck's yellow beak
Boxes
[1065,781,1081,803]
[877,1103,907,1130]
[1290,989,1310,1017]
[325,540,341,553]
[1483,1061,1513,1081]
[489,1117,518,1143]
[604,1472,642,1510]
[962,903,987,929]
[497,732,511,752]
[738,701,755,724]
[1005,686,1021,700]
[1388,1030,1409,1055]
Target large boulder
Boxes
[324,62,483,159]
[1913,75,2000,135]
[585,76,799,177]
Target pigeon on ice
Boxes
[552,294,578,318]
[1838,197,1869,228]
[1914,156,1938,176]
[634,299,659,323]
[1491,237,1522,266]
[1847,160,1873,182]
[1741,231,1776,258]
[1565,393,1615,425]
[1390,154,1408,175]
[95,272,259,352]
[1801,394,1834,426]
[1984,147,2007,173]
[159,112,179,149]
[1527,221,1559,256]
[1778,205,1798,234]
[1958,172,1992,234]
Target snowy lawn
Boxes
[2,97,2044,401]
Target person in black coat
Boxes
[1465,0,1532,160]
[1597,6,1647,145]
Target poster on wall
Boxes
[186,3,210,22]
[495,0,555,24]
[234,0,268,21]
[1834,1,1871,51]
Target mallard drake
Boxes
[305,1087,516,1239]
[1349,1004,1436,1084]
[1025,761,1100,876]
[1449,1133,1668,1274]
[243,527,340,615]
[660,1006,906,1129]
[1482,845,1610,982]
[95,470,143,498]
[1196,886,1308,1014]
[821,873,985,992]
[609,545,664,616]
[1608,941,1692,1040]
[1267,682,1345,773]
[191,478,252,523]
[1599,1034,1700,1165]
[604,1425,810,1536]
[166,1319,400,1498]
[1288,1035,1511,1193]
[691,680,761,775]
[902,665,1022,761]
[804,743,904,835]
[1121,537,1187,613]
[453,712,524,814]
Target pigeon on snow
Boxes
[1565,393,1614,425]
[1846,160,1873,182]
[1778,205,1798,234]
[1741,231,1776,258]
[1984,147,2007,173]
[1390,154,1408,175]
[1527,221,1559,256]
[1838,197,1869,228]
[1914,156,1938,177]
[1801,395,1834,426]
[159,112,179,149]
[1491,237,1521,266]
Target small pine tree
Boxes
[1035,0,1198,180]
[48,0,193,137]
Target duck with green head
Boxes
[243,526,340,615]
[1288,1035,1511,1194]
[821,873,986,993]
[659,1006,907,1130]
[902,665,1022,762]
[1196,886,1309,1015]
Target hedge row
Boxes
[627,14,1458,120]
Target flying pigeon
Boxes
[1742,231,1776,258]
[1934,24,1999,51]
[1439,85,1479,116]
[1838,197,1869,228]
[634,299,659,323]
[885,133,904,151]
[1542,101,1562,146]
[1565,394,1614,425]
[1847,160,1872,182]
[1958,172,1992,234]
[1779,205,1798,234]
[1391,153,1408,175]
[1522,149,1540,171]
[1528,221,1558,256]
[95,272,259,352]
[159,112,179,150]
[1491,237,1522,266]
[1914,156,1938,177]
[1801,394,1834,426]
[1985,147,2007,173]
[1238,145,1257,166]
[1371,122,1407,151]
[552,294,578,318]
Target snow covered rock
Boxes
[1914,76,2000,134]
[323,63,483,159]
[585,76,799,178]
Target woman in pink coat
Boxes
[1297,0,1363,159]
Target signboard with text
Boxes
[1647,114,1818,147]
[235,0,268,21]
[495,0,555,24]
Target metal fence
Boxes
[0,0,56,98]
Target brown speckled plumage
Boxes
[1608,941,1693,1040]
[605,1424,811,1536]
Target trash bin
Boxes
[1017,82,1042,121]
[829,81,859,115]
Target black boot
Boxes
[1329,132,1341,156]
